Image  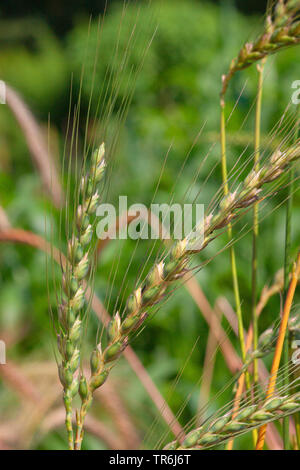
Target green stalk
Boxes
[74,396,92,450]
[252,60,265,386]
[220,100,249,389]
[283,107,299,449]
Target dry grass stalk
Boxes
[5,84,63,207]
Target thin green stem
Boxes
[252,60,265,386]
[220,101,249,389]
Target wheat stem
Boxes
[220,98,250,393]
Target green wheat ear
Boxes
[164,390,300,450]
[221,0,300,99]
[57,143,106,450]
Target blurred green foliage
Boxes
[0,0,299,450]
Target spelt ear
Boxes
[165,390,300,450]
[221,1,300,98]
[56,143,106,450]
[5,84,64,208]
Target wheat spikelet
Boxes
[164,389,300,450]
[221,0,300,100]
